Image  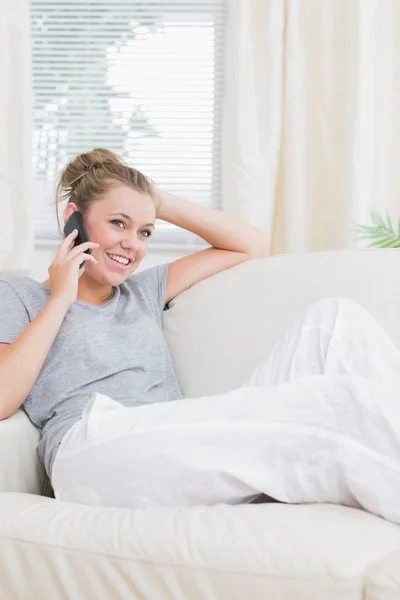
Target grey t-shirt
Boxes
[0,264,183,479]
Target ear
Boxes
[63,202,79,225]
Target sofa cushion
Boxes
[163,249,400,398]
[365,549,400,600]
[0,495,400,600]
[0,409,46,495]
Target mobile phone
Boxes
[63,211,91,269]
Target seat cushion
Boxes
[0,494,400,600]
[365,550,400,599]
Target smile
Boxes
[106,253,132,269]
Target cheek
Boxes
[136,239,150,258]
[98,226,119,247]
[88,223,108,242]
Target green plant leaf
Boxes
[372,237,399,248]
[354,230,383,238]
[366,238,392,248]
[354,211,400,248]
[355,231,392,240]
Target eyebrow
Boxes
[108,213,155,227]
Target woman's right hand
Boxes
[48,229,100,307]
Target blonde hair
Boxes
[54,148,154,234]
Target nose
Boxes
[120,231,141,254]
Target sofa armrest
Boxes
[0,409,46,495]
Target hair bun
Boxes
[83,148,123,170]
[59,148,124,190]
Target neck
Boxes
[41,279,115,307]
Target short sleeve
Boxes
[132,263,170,318]
[0,281,31,344]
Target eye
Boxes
[111,219,125,229]
[112,220,152,238]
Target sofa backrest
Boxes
[163,249,400,398]
[2,249,400,494]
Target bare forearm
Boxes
[156,191,269,257]
[0,296,70,419]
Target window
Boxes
[31,0,225,247]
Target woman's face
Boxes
[64,183,156,286]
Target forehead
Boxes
[94,183,155,219]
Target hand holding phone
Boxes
[63,211,92,269]
[46,213,99,308]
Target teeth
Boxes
[107,253,130,265]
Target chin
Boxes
[108,264,138,283]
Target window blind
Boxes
[31,0,225,247]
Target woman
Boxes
[0,149,399,522]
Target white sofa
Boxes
[1,249,400,600]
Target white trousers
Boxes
[51,297,400,523]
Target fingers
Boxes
[73,253,98,269]
[57,229,79,259]
[67,240,100,261]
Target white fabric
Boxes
[0,0,33,274]
[222,0,400,254]
[52,297,400,523]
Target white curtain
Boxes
[222,0,400,254]
[0,0,33,275]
